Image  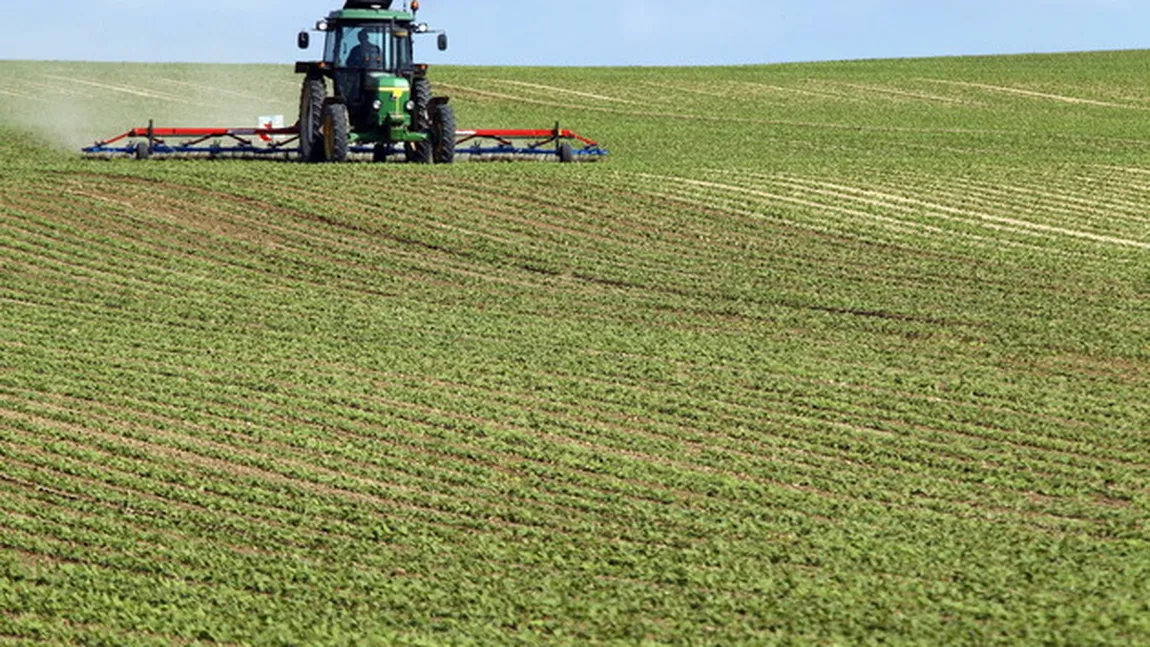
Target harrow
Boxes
[82,120,609,162]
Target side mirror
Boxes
[437,33,448,51]
[298,31,310,50]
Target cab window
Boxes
[338,26,388,69]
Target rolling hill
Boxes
[0,51,1148,645]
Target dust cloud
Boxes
[0,61,301,152]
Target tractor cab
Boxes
[323,23,413,71]
[318,21,416,129]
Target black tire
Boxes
[406,78,434,164]
[405,140,432,164]
[557,141,575,164]
[372,143,390,163]
[322,103,350,163]
[135,141,152,160]
[432,103,456,165]
[299,75,326,163]
[410,78,432,131]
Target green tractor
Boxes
[82,0,608,162]
[295,0,455,164]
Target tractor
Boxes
[82,1,609,162]
[295,0,455,164]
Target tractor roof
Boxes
[344,0,395,8]
[328,7,414,21]
[329,0,413,21]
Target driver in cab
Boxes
[348,29,382,67]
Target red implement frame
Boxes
[456,128,601,148]
[83,121,607,161]
[91,123,300,148]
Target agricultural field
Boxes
[0,50,1148,645]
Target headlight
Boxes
[372,100,383,111]
[405,101,415,111]
[316,20,329,31]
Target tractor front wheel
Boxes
[410,78,432,131]
[322,103,350,163]
[406,78,434,164]
[299,75,326,163]
[432,104,456,165]
[405,140,432,164]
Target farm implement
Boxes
[82,122,608,163]
[81,0,607,164]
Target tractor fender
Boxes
[429,96,450,109]
[295,62,330,76]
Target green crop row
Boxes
[0,52,1147,645]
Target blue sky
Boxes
[1,0,1146,67]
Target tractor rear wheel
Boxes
[299,75,326,163]
[432,104,456,165]
[322,103,350,163]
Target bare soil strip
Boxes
[1,426,439,549]
[1,385,742,543]
[732,82,870,104]
[632,177,996,259]
[0,88,40,101]
[772,175,1150,250]
[644,175,1089,264]
[914,174,1150,229]
[825,81,986,107]
[0,448,298,546]
[1097,164,1150,175]
[151,77,267,101]
[18,80,93,98]
[436,82,585,111]
[441,82,1011,133]
[919,78,1145,109]
[41,75,199,105]
[631,80,725,104]
[484,79,641,105]
[634,172,1037,252]
[0,403,478,530]
[862,168,1149,233]
[675,169,1120,260]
